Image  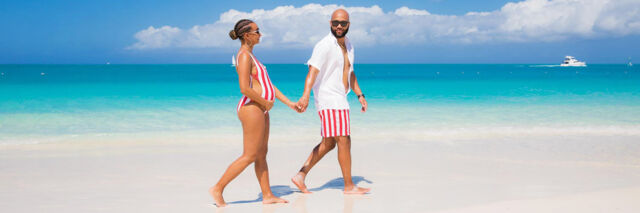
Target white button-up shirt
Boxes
[306,33,354,111]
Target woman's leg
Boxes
[254,113,288,204]
[210,104,266,207]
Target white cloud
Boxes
[128,0,640,50]
[128,26,182,49]
[394,6,431,16]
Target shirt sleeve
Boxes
[349,46,354,72]
[306,42,328,71]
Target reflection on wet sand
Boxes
[291,193,370,213]
[343,194,369,213]
[214,204,225,213]
[291,194,309,213]
[262,202,287,213]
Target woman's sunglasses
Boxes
[331,20,349,27]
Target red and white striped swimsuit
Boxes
[318,109,350,138]
[236,52,275,112]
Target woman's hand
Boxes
[286,101,303,113]
[281,99,302,113]
[264,100,275,111]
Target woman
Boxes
[209,19,297,207]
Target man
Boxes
[292,9,370,195]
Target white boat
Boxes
[560,56,586,67]
[231,55,236,67]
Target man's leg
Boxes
[336,136,370,194]
[292,137,337,193]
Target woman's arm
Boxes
[273,85,300,112]
[236,52,274,111]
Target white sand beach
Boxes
[3,0,640,211]
[1,131,640,213]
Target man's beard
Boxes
[331,27,349,38]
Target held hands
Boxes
[289,96,365,113]
[359,96,367,113]
[286,101,304,113]
[264,98,305,113]
[295,96,309,113]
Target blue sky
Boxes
[2,0,639,64]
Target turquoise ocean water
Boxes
[1,64,639,145]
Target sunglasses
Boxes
[247,30,260,35]
[331,20,349,27]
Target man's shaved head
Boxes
[331,9,349,21]
[330,9,350,39]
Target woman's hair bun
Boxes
[229,30,238,40]
[230,19,253,41]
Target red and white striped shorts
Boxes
[318,109,350,138]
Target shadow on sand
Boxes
[227,176,372,205]
[227,185,296,204]
[307,176,373,192]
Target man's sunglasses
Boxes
[331,20,349,27]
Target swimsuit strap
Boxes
[236,50,261,78]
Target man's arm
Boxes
[350,72,367,112]
[297,65,320,112]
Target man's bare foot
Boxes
[343,186,370,195]
[291,174,312,194]
[262,195,289,204]
[209,186,227,207]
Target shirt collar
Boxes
[327,33,350,48]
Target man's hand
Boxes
[358,96,367,113]
[297,96,309,112]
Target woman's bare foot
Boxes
[262,195,289,205]
[209,186,227,207]
[291,173,312,194]
[343,186,370,195]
